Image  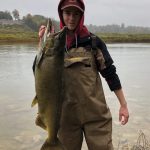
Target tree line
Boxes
[1,9,150,34]
[0,10,59,32]
[0,9,19,20]
[22,14,60,32]
[87,23,150,34]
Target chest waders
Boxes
[58,47,113,150]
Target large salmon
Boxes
[32,19,67,150]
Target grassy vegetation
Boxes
[1,24,150,43]
[0,24,38,43]
[97,33,150,43]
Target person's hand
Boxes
[39,25,46,39]
[119,105,129,125]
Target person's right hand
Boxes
[119,105,129,125]
[39,25,46,40]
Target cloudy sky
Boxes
[0,0,150,27]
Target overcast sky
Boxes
[0,0,150,27]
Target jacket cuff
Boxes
[100,65,122,91]
[106,75,122,91]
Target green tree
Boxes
[23,14,38,31]
[0,11,13,20]
[23,13,60,32]
[12,9,20,20]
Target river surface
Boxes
[0,43,150,150]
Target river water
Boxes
[0,43,150,150]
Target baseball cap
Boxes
[61,0,84,12]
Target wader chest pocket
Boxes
[64,57,91,68]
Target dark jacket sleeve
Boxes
[95,36,122,91]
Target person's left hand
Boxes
[39,25,46,39]
[119,105,129,125]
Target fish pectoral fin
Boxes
[35,115,47,130]
[31,95,38,107]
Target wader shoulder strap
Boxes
[90,34,98,57]
[91,35,97,51]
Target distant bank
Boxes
[0,24,150,43]
[97,33,150,43]
[0,23,38,43]
[1,32,150,43]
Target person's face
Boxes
[62,6,82,31]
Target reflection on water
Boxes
[0,43,150,150]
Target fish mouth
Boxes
[58,26,67,40]
[53,26,67,40]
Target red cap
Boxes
[61,0,84,12]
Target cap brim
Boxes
[61,4,84,12]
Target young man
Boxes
[39,0,129,149]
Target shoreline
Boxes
[97,33,150,43]
[1,40,150,44]
[0,33,150,44]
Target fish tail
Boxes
[41,138,65,150]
